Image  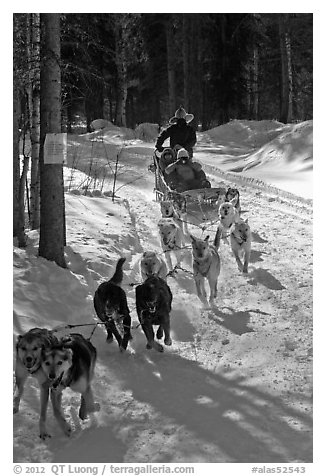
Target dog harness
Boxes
[230,228,247,245]
[220,218,234,230]
[163,233,178,250]
[194,247,219,277]
[50,371,66,389]
[139,305,157,323]
[51,370,74,391]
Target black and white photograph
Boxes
[12,7,316,472]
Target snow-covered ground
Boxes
[12,120,314,469]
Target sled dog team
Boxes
[14,187,252,438]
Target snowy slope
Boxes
[13,121,313,466]
[198,120,313,199]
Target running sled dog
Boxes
[230,219,252,273]
[190,234,221,307]
[140,251,168,281]
[160,199,189,236]
[40,333,99,437]
[14,329,99,438]
[94,257,132,350]
[214,196,240,249]
[136,276,173,352]
[225,187,241,211]
[13,327,59,439]
[158,217,185,272]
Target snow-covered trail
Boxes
[14,137,313,463]
[86,144,313,463]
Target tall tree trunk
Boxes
[250,13,260,120]
[279,14,293,123]
[38,13,66,268]
[27,13,41,229]
[13,80,27,246]
[219,15,230,124]
[246,62,252,118]
[114,15,128,127]
[197,20,204,128]
[85,79,104,131]
[247,47,259,119]
[13,54,20,239]
[182,15,190,111]
[13,15,27,247]
[149,56,161,124]
[19,156,29,244]
[252,47,259,119]
[165,18,176,115]
[115,69,128,127]
[189,15,202,129]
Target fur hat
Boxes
[177,148,189,160]
[169,107,194,124]
[161,147,174,158]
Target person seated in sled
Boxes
[165,148,211,193]
[158,147,175,172]
[155,107,197,159]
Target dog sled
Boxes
[150,148,226,224]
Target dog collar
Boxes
[220,220,233,229]
[27,364,41,375]
[140,308,156,324]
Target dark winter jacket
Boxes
[155,119,197,155]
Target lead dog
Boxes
[190,234,221,306]
[136,276,173,352]
[225,187,241,211]
[94,257,132,351]
[13,327,59,439]
[230,219,252,273]
[140,251,168,281]
[214,196,240,249]
[41,333,99,437]
[158,217,185,272]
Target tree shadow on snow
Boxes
[111,350,312,463]
[50,422,128,463]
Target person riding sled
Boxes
[155,107,197,159]
[165,148,211,192]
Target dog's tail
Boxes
[109,257,126,286]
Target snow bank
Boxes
[83,121,136,142]
[198,120,313,199]
[243,121,313,171]
[135,122,159,142]
[206,119,288,148]
[90,119,111,131]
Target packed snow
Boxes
[12,120,314,470]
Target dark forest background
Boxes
[13,13,313,262]
[14,13,312,133]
